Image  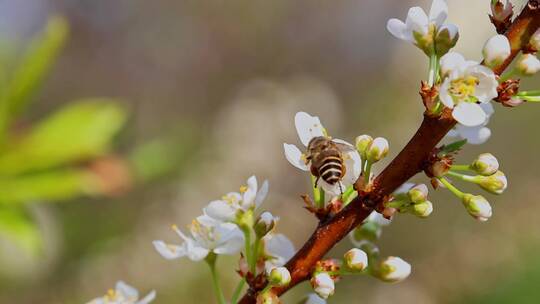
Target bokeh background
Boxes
[0,0,539,303]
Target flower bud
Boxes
[344,248,368,271]
[255,211,277,237]
[311,272,335,299]
[471,153,499,176]
[531,29,540,51]
[300,294,326,304]
[407,184,429,203]
[477,171,507,195]
[435,25,459,56]
[410,201,433,218]
[462,194,492,222]
[366,137,389,163]
[483,35,511,67]
[268,267,291,287]
[517,54,540,76]
[256,291,281,304]
[378,256,411,283]
[491,0,513,21]
[355,135,373,159]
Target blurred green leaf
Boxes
[0,168,99,204]
[0,206,42,256]
[0,99,127,176]
[5,16,68,117]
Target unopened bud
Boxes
[491,0,513,21]
[517,54,540,76]
[407,184,429,203]
[311,272,335,299]
[378,256,411,283]
[483,35,511,67]
[255,211,277,237]
[410,201,433,218]
[366,137,389,163]
[477,171,507,194]
[256,291,281,304]
[531,29,540,51]
[462,194,492,222]
[344,248,368,271]
[268,267,291,287]
[300,294,326,304]
[355,135,373,159]
[435,25,459,56]
[471,153,499,176]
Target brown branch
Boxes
[239,2,540,303]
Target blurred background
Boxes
[0,0,539,303]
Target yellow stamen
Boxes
[449,76,479,101]
[239,185,248,193]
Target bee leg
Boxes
[314,176,320,188]
[338,182,343,195]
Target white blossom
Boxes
[439,52,498,126]
[86,281,155,304]
[386,0,458,54]
[365,210,392,226]
[153,216,244,262]
[203,176,268,222]
[344,248,368,271]
[471,153,499,176]
[311,272,335,299]
[268,266,291,286]
[262,233,296,273]
[483,34,511,67]
[447,103,494,145]
[379,257,411,283]
[283,112,362,196]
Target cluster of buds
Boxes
[436,153,507,221]
[386,183,434,218]
[355,135,390,189]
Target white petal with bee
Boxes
[283,143,309,171]
[294,112,326,146]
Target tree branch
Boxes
[239,2,540,303]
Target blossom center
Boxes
[449,76,479,102]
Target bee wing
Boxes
[331,139,356,153]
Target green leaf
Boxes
[438,139,468,157]
[0,99,127,176]
[5,16,69,117]
[0,206,42,256]
[0,168,99,204]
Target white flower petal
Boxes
[438,23,458,39]
[255,179,269,208]
[283,143,309,171]
[138,290,156,304]
[429,0,448,26]
[452,102,487,127]
[387,18,411,41]
[439,79,454,108]
[454,125,492,145]
[242,175,258,208]
[116,281,139,300]
[440,52,466,77]
[365,211,392,226]
[153,240,186,260]
[204,200,237,222]
[185,243,210,261]
[480,102,495,118]
[405,7,429,36]
[305,293,327,304]
[264,233,296,263]
[295,112,325,146]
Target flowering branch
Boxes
[238,2,540,303]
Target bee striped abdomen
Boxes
[319,156,343,185]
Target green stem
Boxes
[230,279,246,304]
[342,186,357,206]
[251,237,261,274]
[427,51,439,86]
[385,200,408,209]
[311,175,325,208]
[206,254,226,304]
[446,170,477,182]
[438,177,465,199]
[521,95,540,102]
[450,164,472,172]
[364,160,373,185]
[517,90,540,96]
[242,227,253,273]
[499,68,516,82]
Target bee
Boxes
[305,136,355,193]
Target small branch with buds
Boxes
[238,2,540,303]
